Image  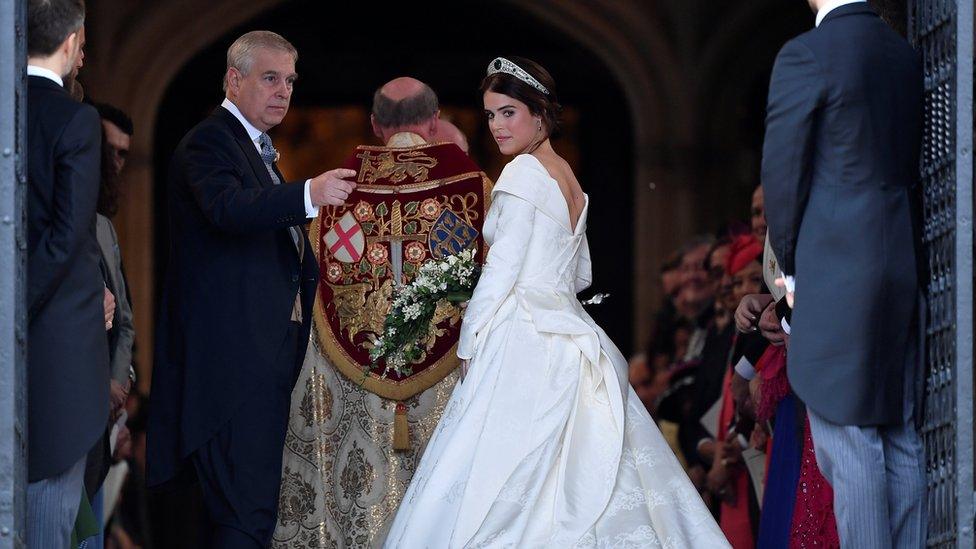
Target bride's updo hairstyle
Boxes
[480,56,563,137]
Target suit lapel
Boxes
[213,107,274,189]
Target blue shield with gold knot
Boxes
[428,209,480,259]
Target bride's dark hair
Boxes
[480,56,563,137]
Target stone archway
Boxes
[82,0,689,383]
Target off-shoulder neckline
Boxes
[514,154,589,235]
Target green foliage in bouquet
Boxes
[369,249,480,377]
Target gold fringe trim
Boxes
[393,402,410,451]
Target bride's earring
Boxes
[537,119,543,133]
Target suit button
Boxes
[292,275,299,282]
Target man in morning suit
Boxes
[26,0,111,546]
[761,0,925,546]
[147,30,357,548]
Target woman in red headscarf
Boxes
[707,234,766,548]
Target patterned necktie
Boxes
[258,133,282,185]
[258,133,302,250]
[259,133,305,322]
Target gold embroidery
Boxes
[339,440,376,502]
[329,282,371,339]
[277,467,317,527]
[423,300,463,353]
[357,150,439,184]
[299,373,333,427]
[328,280,392,345]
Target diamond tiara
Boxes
[486,57,550,95]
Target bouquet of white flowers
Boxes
[369,249,480,378]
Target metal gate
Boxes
[0,0,27,547]
[910,0,975,547]
[0,0,27,549]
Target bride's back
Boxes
[487,154,591,293]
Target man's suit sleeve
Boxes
[761,38,825,276]
[27,105,102,318]
[183,130,306,235]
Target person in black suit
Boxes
[147,30,356,548]
[761,1,925,546]
[25,1,112,547]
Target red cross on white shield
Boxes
[323,211,365,263]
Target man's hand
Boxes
[110,379,130,421]
[775,276,795,308]
[309,169,358,207]
[697,439,717,462]
[721,439,743,466]
[759,301,787,346]
[104,287,116,330]
[734,293,774,333]
[113,424,132,461]
[731,373,755,420]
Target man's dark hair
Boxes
[28,0,85,57]
[94,102,134,135]
[371,84,439,128]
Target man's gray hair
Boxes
[223,30,298,91]
[371,84,439,129]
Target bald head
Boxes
[380,77,426,101]
[371,76,439,143]
[437,119,469,154]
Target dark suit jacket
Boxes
[761,3,923,426]
[147,107,319,486]
[26,75,110,481]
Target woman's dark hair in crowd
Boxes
[706,237,732,269]
[479,56,563,137]
[660,252,681,276]
[95,101,134,136]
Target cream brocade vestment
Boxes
[272,132,471,548]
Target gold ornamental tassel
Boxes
[393,401,410,451]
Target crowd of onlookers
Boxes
[629,184,840,547]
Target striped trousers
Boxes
[27,455,87,549]
[807,366,926,548]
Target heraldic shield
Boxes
[311,141,492,409]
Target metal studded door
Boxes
[910,0,974,547]
[0,0,27,547]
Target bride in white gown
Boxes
[384,57,729,548]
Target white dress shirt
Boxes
[816,0,867,27]
[27,65,64,87]
[220,98,318,218]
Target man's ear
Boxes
[370,115,384,140]
[427,111,440,137]
[60,31,78,71]
[225,68,242,95]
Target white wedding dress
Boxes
[384,155,729,548]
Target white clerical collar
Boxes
[386,132,428,148]
[816,0,866,27]
[221,98,263,143]
[27,65,64,87]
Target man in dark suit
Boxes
[147,30,356,548]
[761,1,925,546]
[25,0,111,546]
